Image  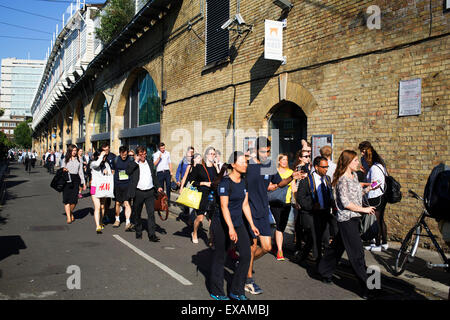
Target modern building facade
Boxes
[0,58,45,117]
[31,0,449,245]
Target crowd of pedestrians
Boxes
[37,137,394,300]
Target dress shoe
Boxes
[321,276,333,285]
[136,233,142,239]
[149,235,160,242]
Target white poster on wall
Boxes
[264,20,284,62]
[399,78,422,117]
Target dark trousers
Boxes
[25,159,31,172]
[133,189,156,238]
[368,195,388,246]
[209,215,251,296]
[157,170,171,203]
[300,209,331,261]
[48,162,55,174]
[318,218,368,287]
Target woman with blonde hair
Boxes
[317,150,377,299]
[268,153,294,261]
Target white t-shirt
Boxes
[153,151,171,172]
[367,163,387,199]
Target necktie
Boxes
[321,177,330,208]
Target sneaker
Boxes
[100,224,105,230]
[191,233,199,244]
[371,245,382,252]
[364,244,376,251]
[245,279,263,295]
[276,251,285,261]
[96,227,102,234]
[381,243,389,251]
[210,294,230,300]
[112,220,120,228]
[229,293,249,300]
[124,223,134,232]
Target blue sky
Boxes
[0,0,104,62]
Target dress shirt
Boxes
[137,160,154,190]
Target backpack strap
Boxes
[307,173,317,203]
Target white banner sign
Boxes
[399,78,421,117]
[264,20,283,62]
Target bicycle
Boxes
[393,189,449,276]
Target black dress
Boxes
[63,174,81,205]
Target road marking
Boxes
[112,235,193,286]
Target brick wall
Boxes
[36,0,450,249]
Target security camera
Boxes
[235,13,245,25]
[221,18,234,30]
[274,0,293,10]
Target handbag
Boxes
[268,185,289,204]
[176,182,203,209]
[155,191,169,221]
[50,168,66,192]
[94,174,114,198]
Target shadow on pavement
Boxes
[5,180,28,189]
[0,235,27,263]
[73,207,94,220]
[369,248,450,288]
[191,248,236,296]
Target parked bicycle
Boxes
[393,189,449,276]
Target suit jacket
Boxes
[126,159,161,199]
[296,173,333,213]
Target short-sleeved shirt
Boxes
[247,158,282,219]
[153,151,171,172]
[218,177,247,227]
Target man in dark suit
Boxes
[127,146,163,242]
[296,156,334,264]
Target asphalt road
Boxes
[0,162,433,300]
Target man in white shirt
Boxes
[153,142,172,206]
[320,145,337,182]
[127,146,163,242]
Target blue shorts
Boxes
[247,215,272,238]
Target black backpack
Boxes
[424,163,450,221]
[374,164,402,204]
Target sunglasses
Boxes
[302,155,310,158]
[318,165,329,168]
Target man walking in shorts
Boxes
[245,137,304,294]
[113,146,134,231]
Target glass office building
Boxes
[1,58,45,117]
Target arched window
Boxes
[124,71,160,129]
[93,95,110,134]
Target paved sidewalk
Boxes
[167,193,449,300]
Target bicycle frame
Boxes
[410,190,449,271]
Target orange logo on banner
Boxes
[269,28,278,36]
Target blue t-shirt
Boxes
[114,156,133,186]
[247,158,282,219]
[218,177,247,227]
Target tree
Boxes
[95,0,135,45]
[14,119,32,149]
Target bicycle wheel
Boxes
[394,225,421,276]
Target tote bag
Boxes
[95,174,114,198]
[176,182,202,210]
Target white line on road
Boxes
[113,235,193,286]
